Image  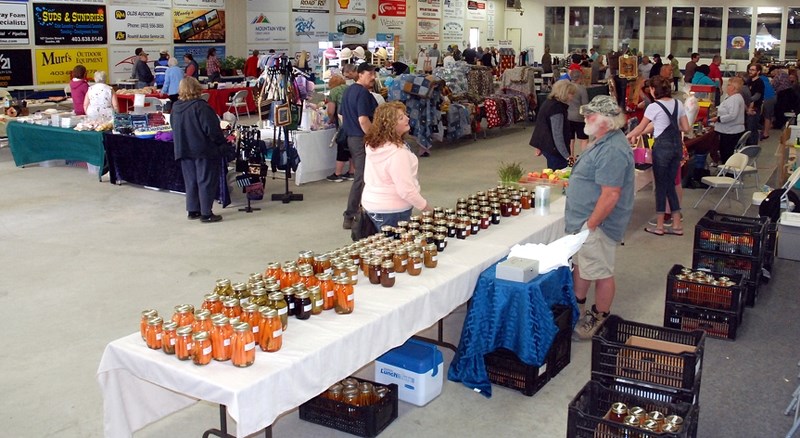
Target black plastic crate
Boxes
[567,380,698,438]
[299,379,398,437]
[694,211,769,257]
[593,375,700,406]
[665,302,740,341]
[692,251,761,285]
[549,329,572,379]
[553,304,573,332]
[665,265,745,319]
[591,315,705,394]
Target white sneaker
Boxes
[573,309,609,341]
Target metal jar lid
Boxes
[162,321,178,331]
[216,278,232,287]
[177,325,194,335]
[192,331,210,341]
[233,282,248,292]
[241,303,259,313]
[233,322,251,332]
[610,402,627,415]
[622,415,640,427]
[147,316,163,325]
[641,419,660,431]
[664,415,684,426]
[141,309,158,318]
[212,315,230,326]
[195,309,212,320]
[223,298,240,308]
[267,291,285,301]
[259,307,278,317]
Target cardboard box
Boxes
[375,339,443,406]
[615,336,698,390]
[496,257,539,283]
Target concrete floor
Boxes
[1,116,797,438]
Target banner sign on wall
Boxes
[0,49,33,87]
[0,3,30,45]
[378,17,405,34]
[335,15,366,41]
[172,0,225,8]
[110,0,170,7]
[292,0,329,11]
[172,45,226,67]
[173,9,226,43]
[335,0,367,15]
[443,0,464,19]
[466,0,486,20]
[247,12,289,43]
[292,10,329,41]
[417,0,442,19]
[442,21,463,42]
[378,0,406,17]
[34,3,108,45]
[35,47,107,84]
[727,35,750,51]
[417,18,440,41]
[109,6,171,44]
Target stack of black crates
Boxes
[567,316,705,438]
[483,304,573,396]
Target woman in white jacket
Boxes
[362,102,432,229]
[710,77,746,163]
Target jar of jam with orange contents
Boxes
[210,316,232,361]
[423,244,438,268]
[258,307,282,352]
[346,264,359,286]
[145,316,163,350]
[161,321,178,354]
[407,251,423,275]
[202,293,223,314]
[380,260,396,288]
[334,275,354,314]
[192,331,212,366]
[192,309,213,334]
[609,402,627,422]
[264,262,282,282]
[214,278,234,297]
[519,189,532,209]
[140,309,158,340]
[175,326,194,361]
[368,258,382,284]
[231,322,256,367]
[222,298,242,319]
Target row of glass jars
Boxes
[323,378,391,408]
[607,402,684,433]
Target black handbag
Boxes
[351,207,377,241]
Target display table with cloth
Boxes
[97,200,567,438]
[6,121,105,180]
[203,87,256,116]
[116,93,167,114]
[103,133,231,207]
[259,128,336,185]
[448,265,578,397]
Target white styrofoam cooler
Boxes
[778,212,800,261]
[374,339,443,406]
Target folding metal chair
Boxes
[693,152,749,210]
[736,145,762,188]
[227,90,251,121]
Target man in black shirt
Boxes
[745,64,765,145]
[463,45,478,65]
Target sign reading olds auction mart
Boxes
[33,3,108,45]
[35,48,108,85]
[0,49,34,87]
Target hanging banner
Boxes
[728,35,750,51]
[443,0,464,19]
[335,0,367,15]
[335,14,366,41]
[0,3,29,45]
[109,6,171,44]
[247,12,290,43]
[466,0,486,20]
[292,0,329,11]
[378,16,405,34]
[417,0,441,20]
[292,10,329,41]
[110,0,171,7]
[378,0,406,17]
[35,47,108,85]
[173,8,226,43]
[173,0,225,8]
[33,3,108,45]
[0,49,33,87]
[442,21,463,42]
[417,18,440,41]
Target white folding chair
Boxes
[736,145,762,188]
[227,90,251,121]
[693,152,749,210]
[746,164,800,215]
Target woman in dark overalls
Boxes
[626,76,691,235]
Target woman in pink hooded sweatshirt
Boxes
[361,101,432,229]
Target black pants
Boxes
[180,158,220,216]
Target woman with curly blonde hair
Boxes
[361,102,432,229]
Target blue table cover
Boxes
[448,263,578,397]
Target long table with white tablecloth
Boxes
[97,197,567,438]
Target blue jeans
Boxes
[542,150,569,170]
[652,141,682,214]
[367,209,412,230]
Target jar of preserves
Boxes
[334,275,354,314]
[628,406,646,421]
[359,249,371,275]
[297,250,314,266]
[172,304,195,327]
[211,316,232,361]
[500,199,512,217]
[295,290,312,320]
[434,234,447,252]
[250,288,267,307]
[145,316,163,350]
[140,309,158,340]
[315,272,335,310]
[325,383,344,401]
[192,331,212,366]
[240,303,262,344]
[280,265,299,289]
[423,244,438,268]
[648,411,664,427]
[175,326,194,361]
[202,293,223,314]
[332,260,347,278]
[664,415,683,432]
[622,415,640,430]
[309,285,323,315]
[263,262,282,282]
[407,251,423,275]
[609,402,627,422]
[368,258,382,284]
[162,321,178,355]
[641,419,659,433]
[231,322,256,367]
[511,201,522,216]
[445,222,457,238]
[222,298,242,319]
[491,209,501,224]
[192,309,213,334]
[456,223,467,240]
[313,253,332,275]
[282,287,297,316]
[358,381,376,406]
[214,278,234,297]
[232,282,249,300]
[519,190,532,209]
[381,260,396,288]
[392,248,408,273]
[470,218,480,235]
[258,307,283,352]
[346,264,359,286]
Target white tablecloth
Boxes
[260,128,336,186]
[97,198,566,438]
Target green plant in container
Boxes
[497,161,525,187]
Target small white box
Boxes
[496,257,539,283]
[375,339,443,406]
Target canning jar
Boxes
[295,290,312,320]
[316,272,335,310]
[313,253,332,275]
[140,309,158,340]
[231,322,256,367]
[175,326,194,361]
[211,316,232,361]
[214,278,233,297]
[250,287,267,307]
[202,293,223,314]
[268,291,289,330]
[240,303,261,344]
[368,258,382,285]
[280,265,299,289]
[511,201,522,216]
[232,282,249,300]
[161,321,178,355]
[407,251,423,275]
[334,276,354,314]
[393,248,408,274]
[325,383,344,401]
[258,307,283,352]
[297,250,314,267]
[456,223,467,240]
[282,287,297,316]
[609,402,627,422]
[423,244,438,269]
[434,234,447,252]
[145,316,163,350]
[222,298,241,319]
[358,382,376,406]
[346,264,359,286]
[380,260,396,288]
[192,331,212,366]
[263,262,282,282]
[172,304,195,327]
[192,309,213,334]
[309,285,323,315]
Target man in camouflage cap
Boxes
[565,95,635,340]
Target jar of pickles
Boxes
[250,288,267,307]
[309,285,323,315]
[240,303,262,344]
[211,316,232,361]
[232,282,249,300]
[140,309,158,340]
[175,326,194,361]
[263,262,282,282]
[258,307,283,352]
[268,291,289,330]
[423,244,438,269]
[172,304,195,327]
[231,322,255,367]
[144,316,163,350]
[280,265,299,289]
[192,309,213,334]
[202,293,223,314]
[192,331,212,366]
[161,321,178,355]
[222,298,241,319]
[214,278,233,297]
[334,275,354,314]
